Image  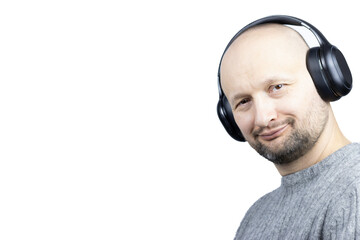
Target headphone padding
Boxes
[306,47,341,102]
[322,45,352,97]
[217,97,245,142]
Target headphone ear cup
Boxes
[306,46,352,102]
[322,45,352,97]
[306,47,341,101]
[217,96,245,142]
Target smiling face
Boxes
[220,24,330,164]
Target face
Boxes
[220,25,329,164]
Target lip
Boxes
[258,124,289,141]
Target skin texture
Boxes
[220,24,350,176]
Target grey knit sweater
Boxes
[234,143,360,240]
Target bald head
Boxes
[220,24,310,98]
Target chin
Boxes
[249,128,316,165]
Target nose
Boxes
[253,97,277,128]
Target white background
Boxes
[1,0,359,239]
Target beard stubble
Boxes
[247,105,329,165]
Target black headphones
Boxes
[217,15,353,142]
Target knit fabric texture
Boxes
[234,143,360,240]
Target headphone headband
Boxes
[224,15,330,52]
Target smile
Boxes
[258,124,289,141]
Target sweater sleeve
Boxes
[322,182,360,239]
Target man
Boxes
[217,16,360,239]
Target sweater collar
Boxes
[281,143,360,188]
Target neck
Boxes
[275,108,351,176]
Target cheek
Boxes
[279,84,315,117]
[277,98,300,116]
[277,88,320,127]
[233,112,254,136]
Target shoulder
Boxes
[234,187,282,234]
[245,187,282,214]
[326,144,360,192]
[322,177,360,238]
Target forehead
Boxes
[220,24,309,96]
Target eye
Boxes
[235,98,251,110]
[270,84,284,93]
[240,98,250,105]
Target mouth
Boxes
[258,124,289,141]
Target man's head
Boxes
[220,24,330,164]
